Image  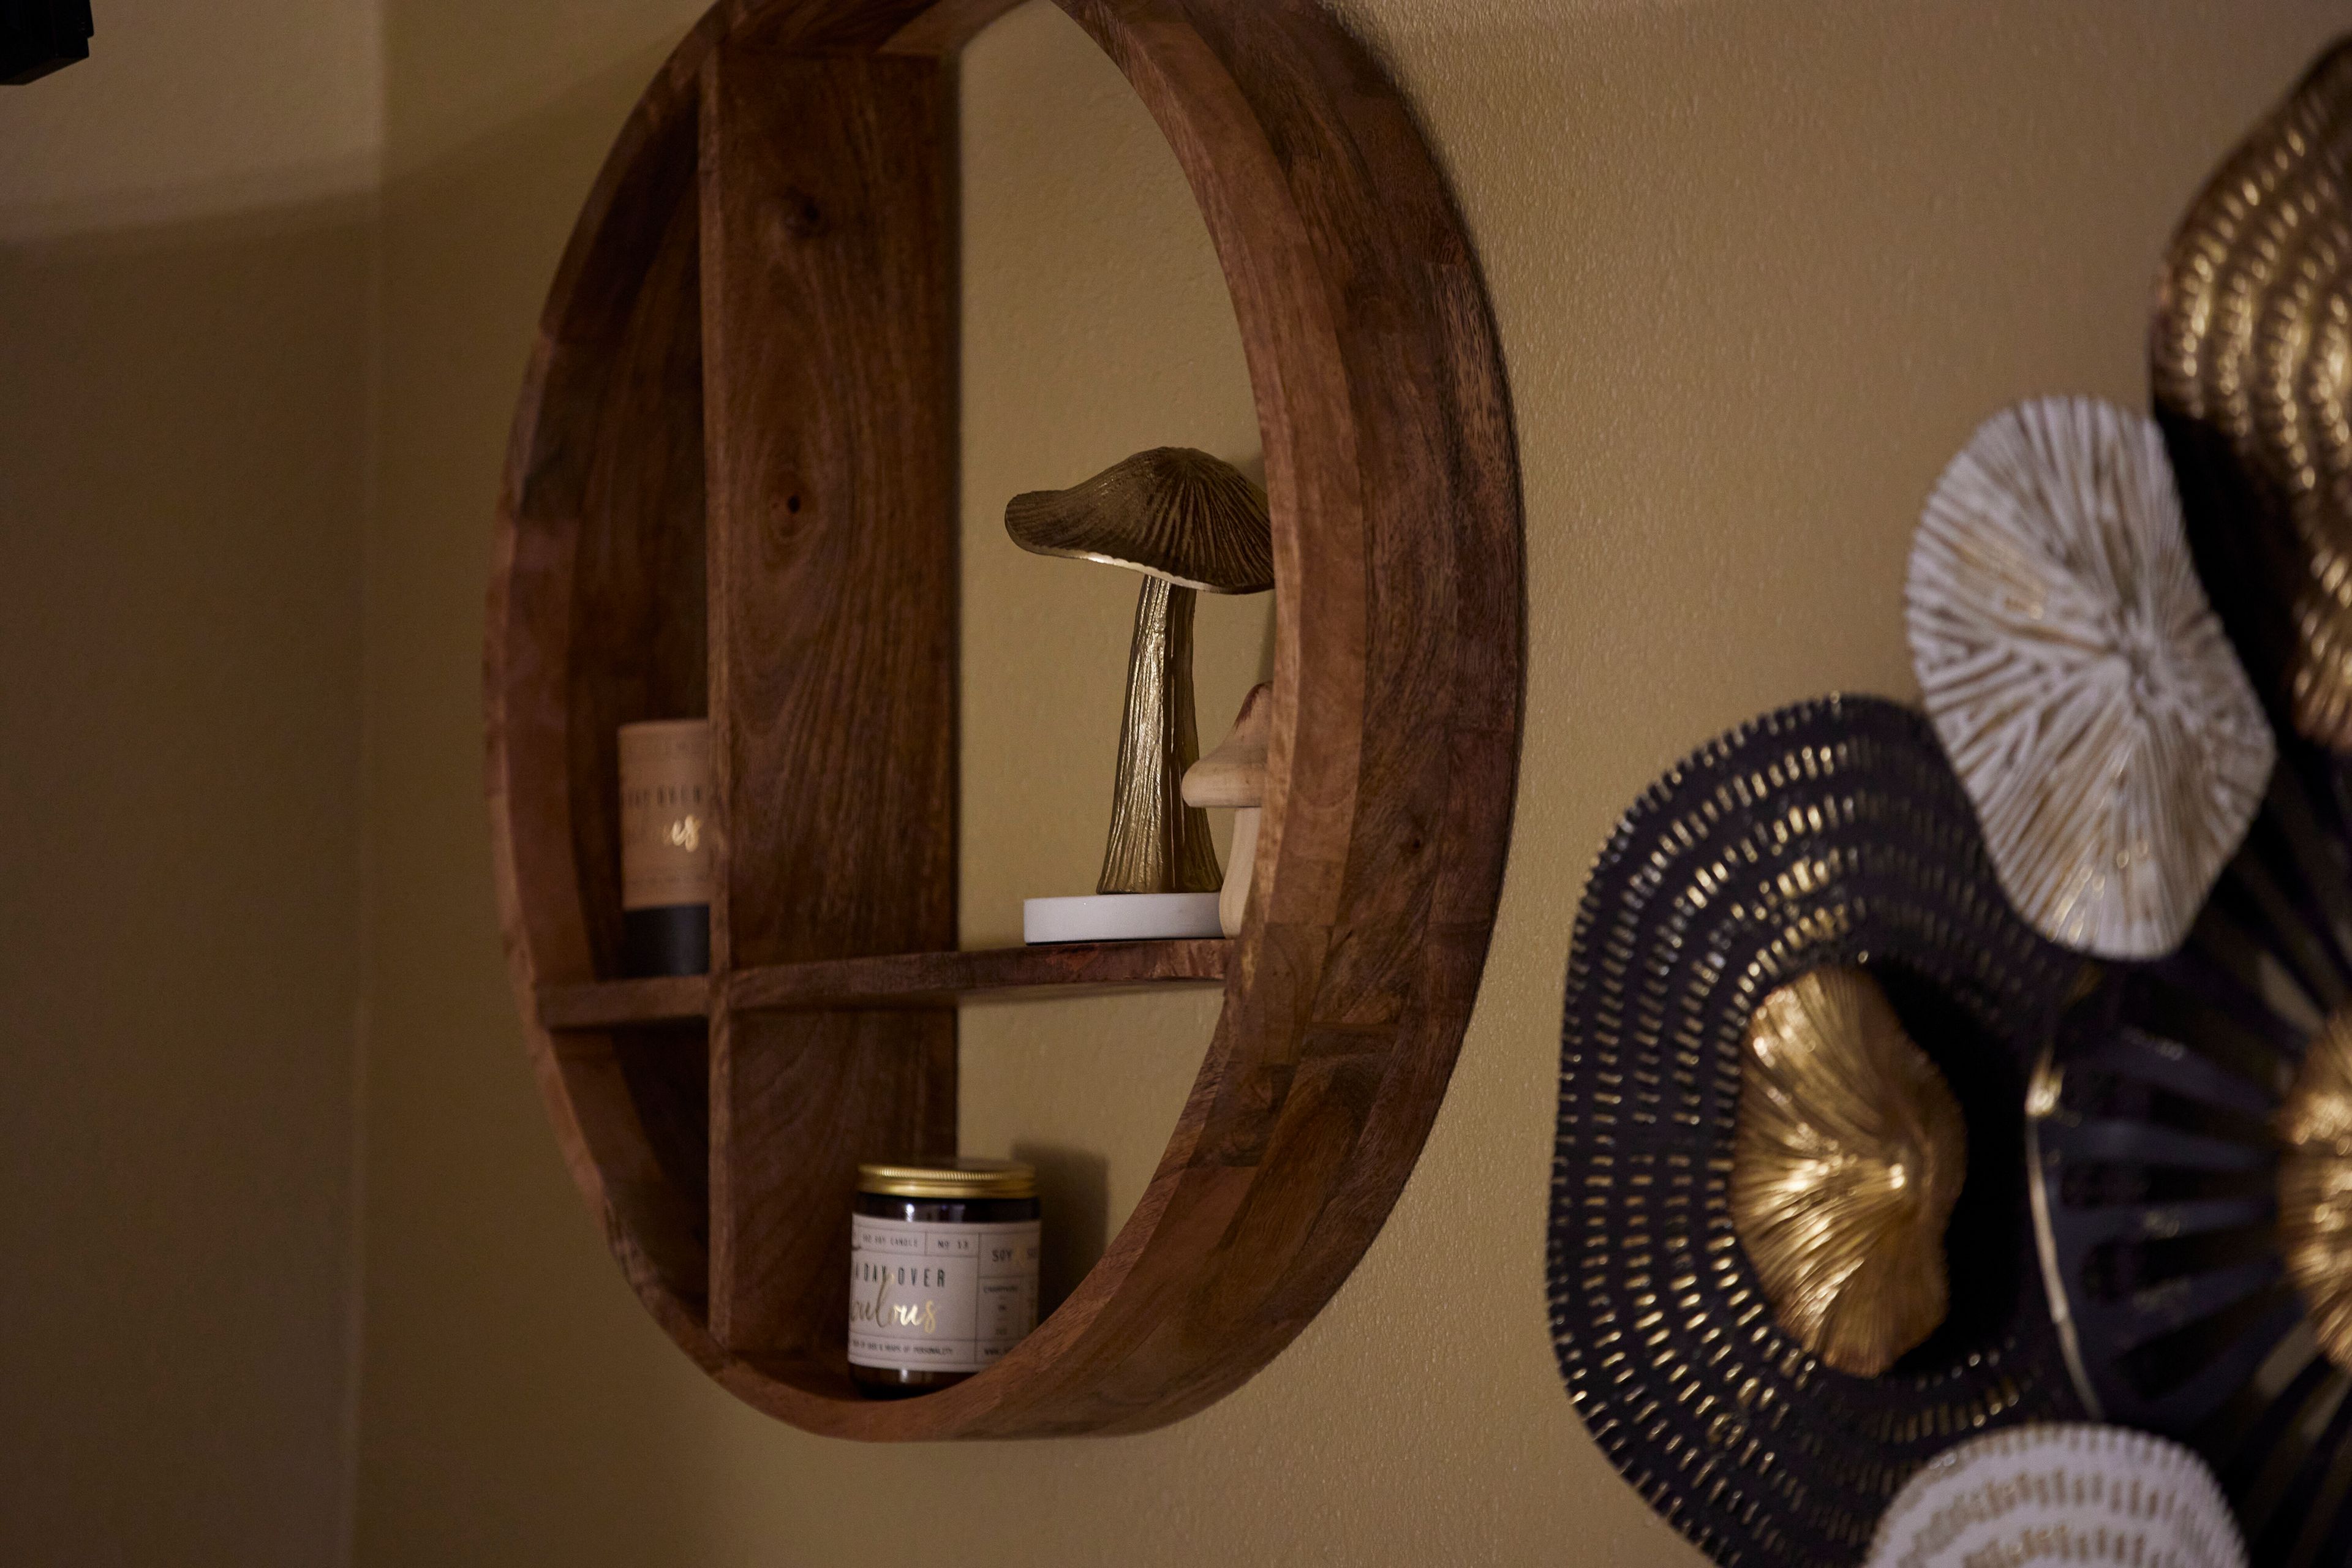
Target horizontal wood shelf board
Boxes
[538,974,712,1030]
[537,940,1231,1028]
[730,939,1231,1011]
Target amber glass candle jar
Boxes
[849,1159,1040,1400]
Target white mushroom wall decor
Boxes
[1906,396,2275,960]
[1867,1425,2248,1568]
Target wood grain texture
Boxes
[732,940,1229,1011]
[484,17,721,1338]
[698,34,960,1353]
[567,187,710,980]
[538,974,710,1030]
[483,0,1525,1439]
[538,942,1225,1027]
[699,40,957,974]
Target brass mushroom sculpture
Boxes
[1006,448,1275,895]
[1731,967,1967,1378]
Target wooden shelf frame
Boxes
[486,0,1523,1441]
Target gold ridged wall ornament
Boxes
[1907,396,2274,960]
[2152,42,2352,750]
[1731,966,1967,1378]
[1006,448,1275,895]
[2278,1011,2352,1371]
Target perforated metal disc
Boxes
[1551,695,2086,1567]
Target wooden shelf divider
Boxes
[698,32,961,1361]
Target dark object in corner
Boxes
[2,0,93,85]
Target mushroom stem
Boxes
[1219,809,1261,937]
[1184,683,1273,938]
[1099,575,1221,894]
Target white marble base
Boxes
[1022,892,1223,944]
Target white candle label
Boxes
[848,1215,1041,1373]
[618,720,711,911]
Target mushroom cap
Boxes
[1005,447,1275,594]
[2280,1009,2352,1372]
[1730,965,1965,1379]
[1871,1427,2244,1568]
[2154,42,2352,751]
[1183,682,1271,808]
[1907,396,2274,960]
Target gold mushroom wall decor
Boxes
[2279,1011,2352,1373]
[2018,46,2352,1550]
[2154,40,2352,752]
[1553,36,2352,1568]
[1006,448,1275,944]
[1906,396,2274,960]
[1733,967,1967,1379]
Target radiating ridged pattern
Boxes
[1868,1425,2247,1568]
[1733,968,1966,1379]
[1003,446,1274,593]
[2153,41,2352,751]
[2280,1012,2352,1371]
[2029,736,2352,1565]
[1908,396,2274,960]
[1553,696,2081,1568]
[1096,575,1221,894]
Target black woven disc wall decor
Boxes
[2031,736,2352,1565]
[1550,695,2087,1567]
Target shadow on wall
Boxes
[0,198,368,1567]
[1012,1140,1110,1313]
[355,42,733,1568]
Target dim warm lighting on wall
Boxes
[1,0,92,85]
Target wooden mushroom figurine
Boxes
[1006,448,1275,895]
[1183,684,1270,937]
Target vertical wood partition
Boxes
[699,36,960,1358]
[486,0,1526,1439]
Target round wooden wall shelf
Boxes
[485,0,1523,1439]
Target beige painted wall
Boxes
[338,1,2335,1565]
[0,0,380,239]
[0,4,375,1562]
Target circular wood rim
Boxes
[486,0,1523,1439]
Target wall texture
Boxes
[0,0,2310,1564]
[0,0,380,239]
[349,3,2345,1564]
[0,4,376,1562]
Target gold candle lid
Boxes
[857,1158,1036,1201]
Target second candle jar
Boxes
[848,1159,1040,1399]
